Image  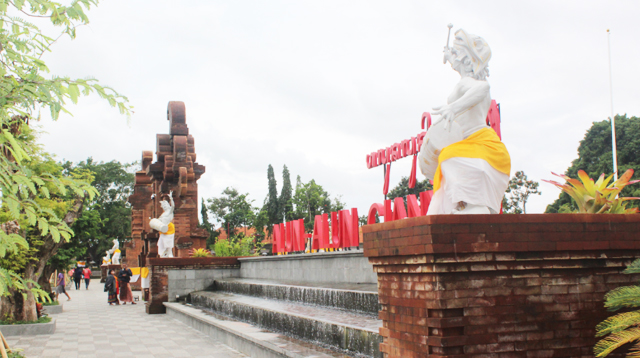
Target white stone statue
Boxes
[419,28,511,215]
[150,191,175,258]
[102,251,111,266]
[108,239,121,264]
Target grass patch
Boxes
[42,300,59,306]
[0,316,51,325]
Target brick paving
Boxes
[7,279,248,358]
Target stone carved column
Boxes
[126,101,208,280]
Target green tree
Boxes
[387,176,433,204]
[278,165,294,223]
[359,214,379,226]
[265,165,279,237]
[206,187,256,237]
[0,0,131,321]
[594,258,640,357]
[200,197,218,247]
[546,115,640,213]
[251,207,268,242]
[0,152,93,322]
[64,158,134,263]
[502,171,540,214]
[292,176,345,232]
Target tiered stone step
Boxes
[168,278,383,358]
[165,302,354,358]
[213,278,380,315]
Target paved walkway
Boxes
[7,279,248,358]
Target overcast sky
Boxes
[33,1,640,221]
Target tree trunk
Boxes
[0,292,24,322]
[7,195,86,322]
[19,265,37,322]
[38,265,54,296]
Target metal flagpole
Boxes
[607,29,618,182]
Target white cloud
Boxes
[34,0,640,216]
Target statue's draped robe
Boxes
[157,222,175,256]
[427,127,511,214]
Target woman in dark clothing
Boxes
[73,266,83,290]
[104,269,119,305]
[118,264,135,305]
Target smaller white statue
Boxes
[109,239,121,264]
[150,191,175,258]
[102,251,111,266]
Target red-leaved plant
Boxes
[543,169,640,213]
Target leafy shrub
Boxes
[595,259,640,357]
[543,169,640,213]
[212,235,263,257]
[189,248,213,258]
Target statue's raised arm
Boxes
[418,28,511,215]
[168,190,175,213]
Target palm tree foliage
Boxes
[595,259,640,357]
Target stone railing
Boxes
[146,257,240,314]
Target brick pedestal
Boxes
[363,214,640,358]
[124,238,143,290]
[146,257,239,314]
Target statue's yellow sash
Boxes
[114,249,121,253]
[433,128,511,192]
[162,222,175,235]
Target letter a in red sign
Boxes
[321,213,330,249]
[330,212,340,249]
[312,215,321,250]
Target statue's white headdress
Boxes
[454,29,491,77]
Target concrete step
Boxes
[214,278,380,315]
[188,290,382,358]
[165,302,363,358]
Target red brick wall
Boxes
[363,214,640,358]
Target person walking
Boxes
[104,269,119,305]
[73,266,82,290]
[56,272,71,301]
[82,266,92,289]
[118,263,136,305]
